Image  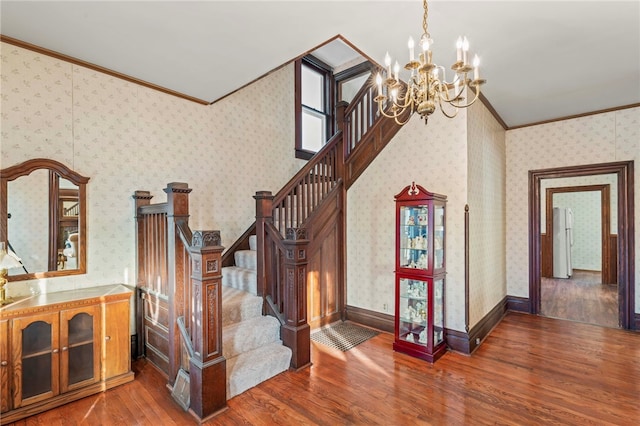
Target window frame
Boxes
[295,56,334,160]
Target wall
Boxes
[347,98,506,333]
[540,174,618,232]
[505,107,640,312]
[466,99,507,326]
[0,42,300,298]
[553,191,602,271]
[347,110,468,331]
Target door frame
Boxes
[529,161,635,329]
[543,184,615,284]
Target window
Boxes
[294,55,372,160]
[295,56,333,160]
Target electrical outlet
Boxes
[383,303,388,311]
[475,338,481,345]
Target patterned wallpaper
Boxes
[553,191,602,271]
[466,100,507,327]
[1,42,299,298]
[540,174,618,233]
[347,97,505,332]
[347,106,470,332]
[506,106,640,312]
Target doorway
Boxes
[540,184,618,327]
[529,161,635,329]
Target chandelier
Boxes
[375,0,486,125]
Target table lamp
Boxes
[0,242,23,305]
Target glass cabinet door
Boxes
[434,204,445,270]
[399,205,429,270]
[60,306,101,392]
[12,312,60,407]
[397,278,428,346]
[433,278,445,345]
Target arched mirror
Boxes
[0,159,89,281]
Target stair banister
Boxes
[255,191,311,369]
[134,183,227,421]
[186,230,227,418]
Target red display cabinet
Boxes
[393,182,446,362]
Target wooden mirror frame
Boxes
[0,158,89,281]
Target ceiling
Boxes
[1,1,638,129]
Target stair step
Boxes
[221,286,262,326]
[234,250,257,271]
[226,342,292,399]
[222,266,257,295]
[249,235,257,251]
[223,315,281,359]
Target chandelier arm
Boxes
[394,112,413,126]
[377,100,413,121]
[442,85,482,109]
[437,96,460,119]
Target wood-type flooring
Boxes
[8,313,640,425]
[541,269,618,328]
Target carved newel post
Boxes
[132,190,153,359]
[282,228,311,370]
[188,230,227,420]
[254,191,274,298]
[164,182,192,386]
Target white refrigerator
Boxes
[553,207,574,279]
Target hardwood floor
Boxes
[541,270,618,328]
[9,313,640,425]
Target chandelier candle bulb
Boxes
[385,52,392,78]
[394,61,400,81]
[473,55,480,80]
[376,73,383,95]
[408,37,415,61]
[462,37,469,65]
[456,37,463,62]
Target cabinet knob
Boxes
[52,349,59,353]
[0,361,7,366]
[62,346,68,351]
[105,336,111,341]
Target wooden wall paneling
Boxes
[607,235,618,285]
[305,186,343,330]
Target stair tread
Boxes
[233,250,257,271]
[222,315,281,359]
[221,286,262,325]
[226,342,292,399]
[222,266,257,295]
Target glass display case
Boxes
[393,182,446,362]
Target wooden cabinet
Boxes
[103,299,131,379]
[0,319,9,413]
[0,285,133,424]
[393,182,447,363]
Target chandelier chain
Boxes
[422,0,430,39]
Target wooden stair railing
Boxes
[228,73,410,369]
[342,73,410,189]
[253,130,344,369]
[133,183,227,421]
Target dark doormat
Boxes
[310,322,380,351]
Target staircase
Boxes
[134,74,408,420]
[222,235,292,399]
